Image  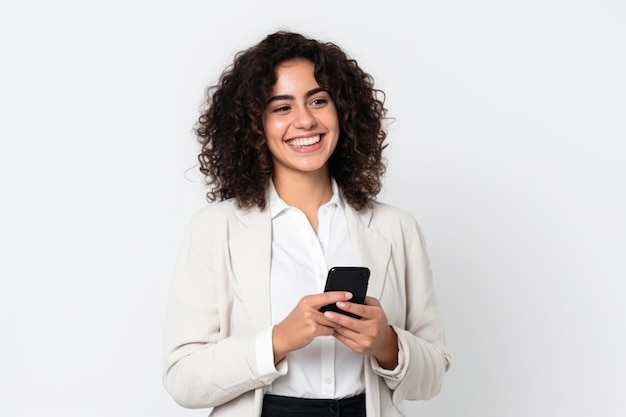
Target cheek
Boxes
[263,124,284,154]
[324,110,340,131]
[263,117,287,138]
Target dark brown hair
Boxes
[196,31,387,210]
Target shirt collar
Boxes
[268,178,343,219]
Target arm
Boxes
[162,213,282,409]
[321,220,450,400]
[330,212,451,400]
[162,212,355,408]
[385,223,451,401]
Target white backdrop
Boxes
[1,1,625,416]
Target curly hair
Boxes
[195,31,387,211]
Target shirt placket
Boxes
[287,205,337,398]
[316,204,336,397]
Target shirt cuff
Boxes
[255,326,288,384]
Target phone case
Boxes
[320,266,370,319]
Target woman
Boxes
[163,31,451,417]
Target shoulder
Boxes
[185,200,242,240]
[190,199,241,225]
[188,199,269,235]
[356,201,427,247]
[368,201,420,229]
[178,201,240,249]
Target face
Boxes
[262,59,340,181]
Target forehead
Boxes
[272,59,319,90]
[276,58,314,70]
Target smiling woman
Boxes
[194,32,388,212]
[163,31,451,417]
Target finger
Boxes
[332,329,362,353]
[323,309,363,330]
[315,322,337,336]
[334,301,372,320]
[306,291,353,309]
[332,322,360,339]
[315,311,342,329]
[302,305,342,329]
[364,296,381,307]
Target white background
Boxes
[1,1,625,416]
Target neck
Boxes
[273,169,333,214]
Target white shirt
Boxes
[256,179,365,399]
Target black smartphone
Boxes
[319,266,370,319]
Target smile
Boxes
[286,134,321,148]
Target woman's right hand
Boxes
[272,291,353,364]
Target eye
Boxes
[272,105,291,113]
[310,98,328,107]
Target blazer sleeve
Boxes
[162,211,282,409]
[378,216,452,401]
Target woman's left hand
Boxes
[323,296,399,370]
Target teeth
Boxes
[287,135,321,147]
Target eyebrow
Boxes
[266,87,327,105]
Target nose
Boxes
[293,105,317,129]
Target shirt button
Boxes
[324,378,332,385]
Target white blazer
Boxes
[163,198,451,416]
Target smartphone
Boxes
[319,266,370,319]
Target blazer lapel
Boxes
[344,204,391,300]
[228,205,273,333]
[225,202,391,332]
